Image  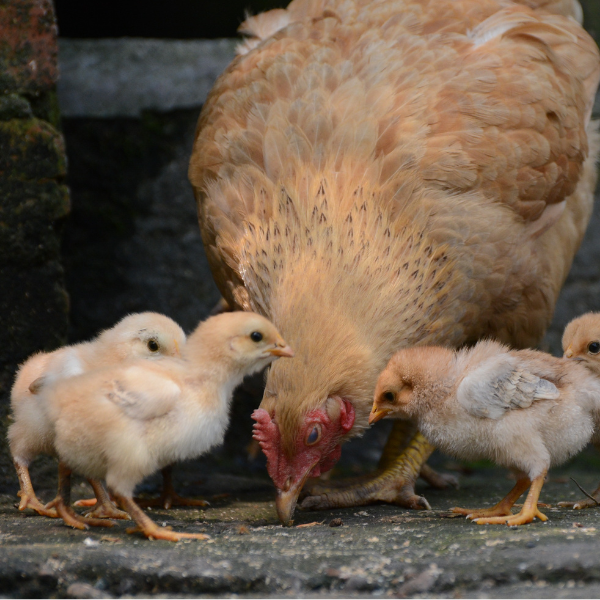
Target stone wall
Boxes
[0,0,69,473]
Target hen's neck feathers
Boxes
[237,175,472,449]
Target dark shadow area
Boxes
[54,0,287,39]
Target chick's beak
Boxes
[268,340,294,358]
[174,340,181,356]
[369,404,392,425]
[564,346,573,359]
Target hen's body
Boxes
[189,0,600,521]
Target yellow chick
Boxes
[8,312,185,526]
[47,311,293,541]
[370,341,600,526]
[558,312,600,509]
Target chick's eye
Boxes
[384,391,395,403]
[147,339,160,352]
[588,341,600,354]
[306,424,321,445]
[250,331,263,342]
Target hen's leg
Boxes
[301,429,434,511]
[474,471,548,526]
[46,463,114,530]
[558,481,600,510]
[135,466,209,509]
[13,460,58,518]
[452,477,530,519]
[83,479,130,519]
[113,493,210,541]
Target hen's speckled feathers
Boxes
[190,0,599,461]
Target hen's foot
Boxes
[473,472,548,526]
[136,466,209,509]
[114,493,209,542]
[558,498,600,510]
[300,432,434,511]
[452,477,530,519]
[420,464,459,490]
[557,481,600,510]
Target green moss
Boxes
[0,117,66,181]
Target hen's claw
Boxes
[300,431,434,511]
[558,482,600,510]
[420,464,459,490]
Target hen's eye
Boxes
[147,339,160,352]
[306,424,321,445]
[588,341,600,354]
[250,331,263,342]
[384,391,396,403]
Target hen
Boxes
[189,0,600,524]
[370,341,600,525]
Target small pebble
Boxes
[329,518,343,527]
[238,525,250,535]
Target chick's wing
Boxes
[456,355,560,420]
[104,365,181,422]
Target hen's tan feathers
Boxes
[190,0,599,452]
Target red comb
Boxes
[251,409,282,481]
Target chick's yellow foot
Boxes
[14,462,58,517]
[73,498,97,508]
[135,491,209,510]
[114,492,209,542]
[300,432,434,511]
[473,472,548,526]
[83,479,130,520]
[135,467,209,509]
[473,506,548,526]
[126,524,211,542]
[452,477,531,520]
[47,497,115,530]
[17,492,59,517]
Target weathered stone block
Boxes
[0,0,58,94]
[0,0,69,470]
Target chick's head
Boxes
[187,311,293,376]
[98,312,186,360]
[562,312,600,375]
[370,365,415,424]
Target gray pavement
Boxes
[3,456,600,598]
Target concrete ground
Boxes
[2,450,600,599]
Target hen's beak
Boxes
[275,463,316,526]
[369,405,392,425]
[564,346,573,359]
[269,341,294,358]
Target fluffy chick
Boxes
[370,341,600,525]
[47,312,293,541]
[558,312,600,509]
[8,312,185,525]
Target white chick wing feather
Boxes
[457,355,560,420]
[104,366,181,422]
